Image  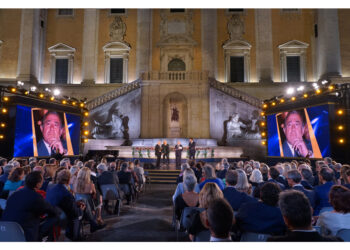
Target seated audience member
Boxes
[176,163,190,184]
[235,182,286,235]
[275,165,288,187]
[286,170,315,208]
[188,183,224,241]
[109,162,119,181]
[300,168,314,190]
[128,162,139,188]
[260,163,269,182]
[0,164,14,189]
[3,167,25,191]
[0,158,8,168]
[23,166,31,179]
[69,166,79,187]
[198,165,225,191]
[117,162,133,205]
[268,167,285,190]
[340,165,350,186]
[172,168,200,202]
[267,190,342,242]
[76,161,84,169]
[344,169,350,189]
[235,169,252,195]
[249,169,265,199]
[314,167,335,215]
[223,170,256,211]
[206,198,234,242]
[244,165,253,180]
[216,158,229,179]
[174,174,199,220]
[38,159,46,167]
[316,185,350,236]
[194,162,203,183]
[2,171,59,241]
[48,158,57,166]
[133,159,145,189]
[46,170,105,240]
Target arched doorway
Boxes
[168,58,186,71]
[163,92,188,138]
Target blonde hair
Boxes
[235,169,251,194]
[75,167,91,193]
[199,182,223,209]
[44,164,56,179]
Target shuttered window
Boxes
[230,56,244,82]
[110,9,125,14]
[58,9,73,16]
[110,58,123,83]
[55,59,68,84]
[286,56,301,82]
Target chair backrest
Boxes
[194,230,210,242]
[0,198,6,210]
[119,184,131,195]
[336,229,350,242]
[100,184,120,200]
[75,193,95,210]
[0,221,26,242]
[181,207,205,231]
[240,232,271,242]
[319,206,333,214]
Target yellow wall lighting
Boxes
[338,125,344,131]
[316,89,321,94]
[80,103,84,108]
[25,91,29,95]
[303,94,308,98]
[39,93,44,98]
[261,141,266,145]
[261,122,265,126]
[83,130,89,136]
[263,104,268,109]
[280,99,285,103]
[272,102,276,106]
[261,112,265,116]
[1,108,7,114]
[84,121,89,126]
[50,96,55,101]
[0,135,4,139]
[0,123,5,128]
[62,100,67,104]
[339,138,345,144]
[291,97,296,101]
[84,112,89,117]
[337,109,344,115]
[72,102,77,106]
[83,138,88,143]
[261,132,266,137]
[3,97,9,101]
[11,88,16,93]
[328,85,334,90]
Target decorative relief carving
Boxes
[227,14,244,41]
[109,16,127,42]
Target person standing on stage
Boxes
[155,141,162,168]
[175,141,183,169]
[161,140,170,167]
[189,138,196,160]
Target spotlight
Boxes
[50,96,55,101]
[17,81,24,86]
[303,93,308,98]
[272,102,276,106]
[0,123,5,128]
[30,86,37,92]
[328,85,334,90]
[260,122,265,126]
[263,104,268,109]
[10,88,16,93]
[339,138,345,144]
[261,132,266,137]
[53,89,60,96]
[3,97,9,102]
[280,99,285,103]
[291,97,296,101]
[261,141,266,145]
[286,87,295,95]
[39,93,44,98]
[83,138,88,143]
[80,103,84,108]
[316,89,321,94]
[312,83,319,89]
[62,100,67,104]
[1,108,7,114]
[72,101,77,106]
[83,130,89,136]
[24,91,29,95]
[337,109,344,115]
[297,86,304,91]
[338,125,344,131]
[84,121,89,126]
[321,80,328,85]
[0,134,4,139]
[260,112,265,116]
[84,112,89,117]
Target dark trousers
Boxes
[175,154,182,168]
[189,151,195,160]
[156,154,161,168]
[39,216,59,241]
[162,153,169,165]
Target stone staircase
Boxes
[145,169,180,184]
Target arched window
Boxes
[168,58,186,71]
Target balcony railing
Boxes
[140,71,209,81]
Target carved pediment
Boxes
[223,40,252,50]
[48,43,76,53]
[157,35,197,47]
[103,41,131,52]
[278,40,309,49]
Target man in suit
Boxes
[314,167,335,215]
[154,141,162,169]
[223,170,256,211]
[188,138,196,160]
[267,190,342,242]
[281,110,313,158]
[161,140,170,167]
[174,141,183,169]
[37,111,68,157]
[286,170,315,208]
[2,171,59,241]
[268,167,286,190]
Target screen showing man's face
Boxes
[283,113,305,145]
[40,113,63,144]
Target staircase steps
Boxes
[145,170,180,184]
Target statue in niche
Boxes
[245,110,262,139]
[227,14,244,40]
[226,113,247,139]
[110,16,126,42]
[171,105,179,122]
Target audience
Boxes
[3,167,25,192]
[314,167,335,215]
[198,165,224,191]
[286,170,315,208]
[235,169,252,195]
[268,167,286,190]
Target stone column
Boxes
[201,9,217,78]
[316,9,342,79]
[17,9,39,83]
[81,9,99,84]
[255,9,274,83]
[136,9,152,79]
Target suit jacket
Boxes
[276,175,289,188]
[37,139,68,157]
[314,181,334,215]
[155,144,162,156]
[282,140,312,157]
[292,184,316,208]
[235,201,286,235]
[1,187,58,241]
[268,178,286,190]
[217,169,227,180]
[301,179,314,190]
[98,171,119,186]
[189,141,196,154]
[46,183,80,220]
[223,186,256,211]
[175,144,183,156]
[161,144,170,155]
[267,231,343,242]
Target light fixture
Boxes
[3,97,9,102]
[312,83,319,89]
[62,100,67,104]
[260,112,265,116]
[53,89,60,96]
[83,138,88,143]
[84,112,89,117]
[72,101,76,106]
[291,97,296,101]
[316,89,321,94]
[0,123,5,128]
[83,130,89,136]
[261,141,266,145]
[10,88,16,93]
[39,93,44,98]
[337,109,344,115]
[321,80,328,85]
[80,103,84,108]
[17,81,24,86]
[261,122,265,126]
[0,134,4,139]
[297,86,304,91]
[339,138,344,144]
[30,86,37,92]
[272,102,276,106]
[280,99,285,103]
[328,85,334,90]
[1,108,7,114]
[50,96,55,101]
[261,132,266,137]
[84,121,89,126]
[286,87,295,95]
[338,125,344,131]
[24,91,29,95]
[263,104,268,109]
[303,93,308,98]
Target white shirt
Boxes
[210,235,232,242]
[316,211,350,236]
[43,140,52,155]
[286,142,295,156]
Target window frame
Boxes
[109,9,127,17]
[56,9,75,17]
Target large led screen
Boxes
[13,105,81,157]
[267,104,330,158]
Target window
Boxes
[48,43,76,84]
[110,58,123,83]
[55,59,69,84]
[278,40,308,82]
[170,9,185,13]
[228,9,244,12]
[57,9,74,16]
[168,59,186,71]
[286,56,301,82]
[110,9,126,14]
[230,56,244,82]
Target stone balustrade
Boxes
[140,71,209,81]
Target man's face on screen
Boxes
[40,113,63,144]
[283,113,305,145]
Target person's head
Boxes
[183,168,195,179]
[0,158,7,166]
[121,162,128,172]
[53,167,66,183]
[253,161,260,169]
[202,164,216,179]
[44,164,56,178]
[57,169,71,185]
[59,160,68,169]
[110,162,117,171]
[157,140,161,145]
[8,167,25,182]
[206,198,234,239]
[235,169,250,193]
[10,160,20,168]
[283,164,291,177]
[279,190,312,230]
[189,138,193,142]
[28,157,37,164]
[23,165,31,176]
[76,167,91,188]
[260,163,269,174]
[319,167,334,183]
[283,110,306,145]
[324,157,333,166]
[346,169,350,184]
[300,168,313,183]
[38,159,46,167]
[199,182,223,209]
[249,169,263,183]
[33,166,44,176]
[70,166,79,176]
[25,171,43,189]
[163,140,167,144]
[269,167,280,180]
[244,165,253,176]
[329,185,350,213]
[177,140,181,145]
[225,170,238,186]
[49,158,57,165]
[3,163,14,175]
[134,159,140,166]
[286,170,302,186]
[40,111,64,145]
[97,163,108,174]
[260,182,281,207]
[183,174,197,192]
[76,161,84,169]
